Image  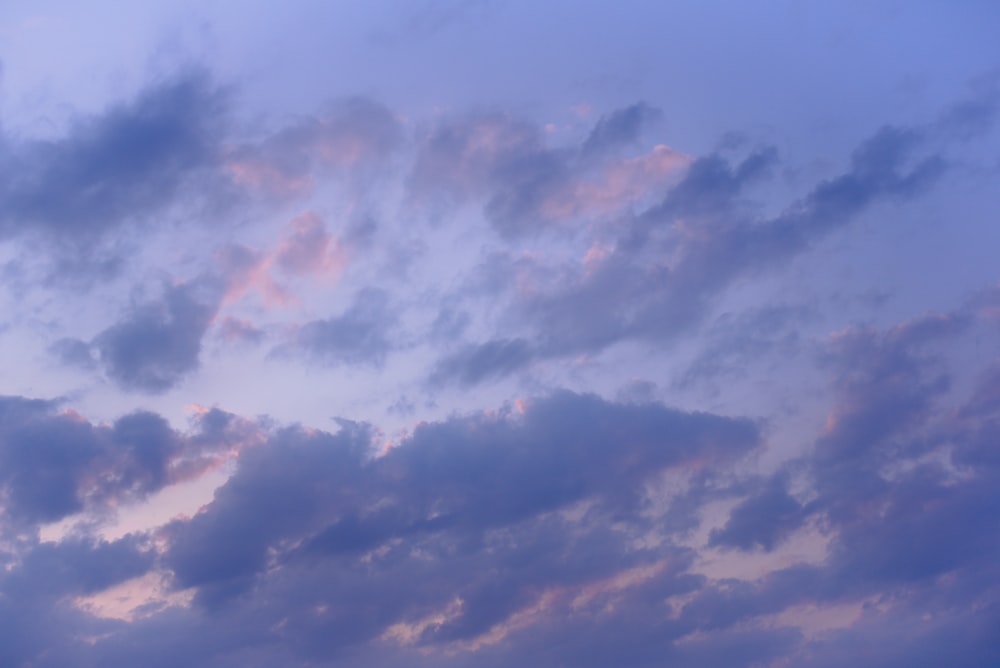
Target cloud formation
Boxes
[0,71,227,244]
[1,5,998,666]
[93,279,223,393]
[0,396,241,525]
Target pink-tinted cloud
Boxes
[273,211,349,279]
[217,211,350,309]
[542,144,690,220]
[224,98,402,200]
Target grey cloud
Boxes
[483,147,573,237]
[708,476,806,551]
[677,304,812,389]
[94,278,222,393]
[643,146,777,222]
[798,319,1000,591]
[582,102,663,156]
[291,288,395,366]
[0,89,997,668]
[162,391,757,617]
[793,125,944,229]
[228,97,402,198]
[428,337,535,386]
[4,535,153,600]
[217,317,265,345]
[0,77,403,286]
[812,314,963,476]
[410,113,540,202]
[955,363,1000,468]
[470,116,957,382]
[162,420,376,606]
[0,71,227,244]
[428,302,471,341]
[410,112,571,237]
[411,104,671,238]
[0,395,240,526]
[675,315,1000,650]
[791,604,1000,668]
[49,337,98,369]
[1,344,998,667]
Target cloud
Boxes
[217,211,354,309]
[0,396,244,526]
[94,278,223,393]
[2,329,1000,667]
[217,317,265,345]
[0,56,996,667]
[582,102,663,156]
[682,311,1000,662]
[0,71,227,245]
[5,535,154,599]
[273,211,347,278]
[444,115,958,385]
[289,287,396,366]
[428,337,536,386]
[410,107,688,238]
[644,146,777,221]
[812,313,964,473]
[708,475,806,551]
[676,304,812,389]
[0,78,398,286]
[225,98,402,199]
[162,391,757,617]
[49,336,98,370]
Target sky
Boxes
[0,1,999,666]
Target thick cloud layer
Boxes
[2,339,999,667]
[0,397,248,527]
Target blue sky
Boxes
[1,2,999,666]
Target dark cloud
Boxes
[709,475,806,551]
[0,76,996,668]
[0,71,227,244]
[791,315,1000,600]
[582,102,663,156]
[162,391,757,617]
[162,419,376,606]
[0,77,404,286]
[451,116,955,385]
[793,125,944,228]
[0,395,238,525]
[4,535,153,599]
[291,288,395,365]
[658,313,1000,664]
[94,278,222,393]
[1,338,999,667]
[428,337,535,386]
[644,146,777,221]
[812,314,963,477]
